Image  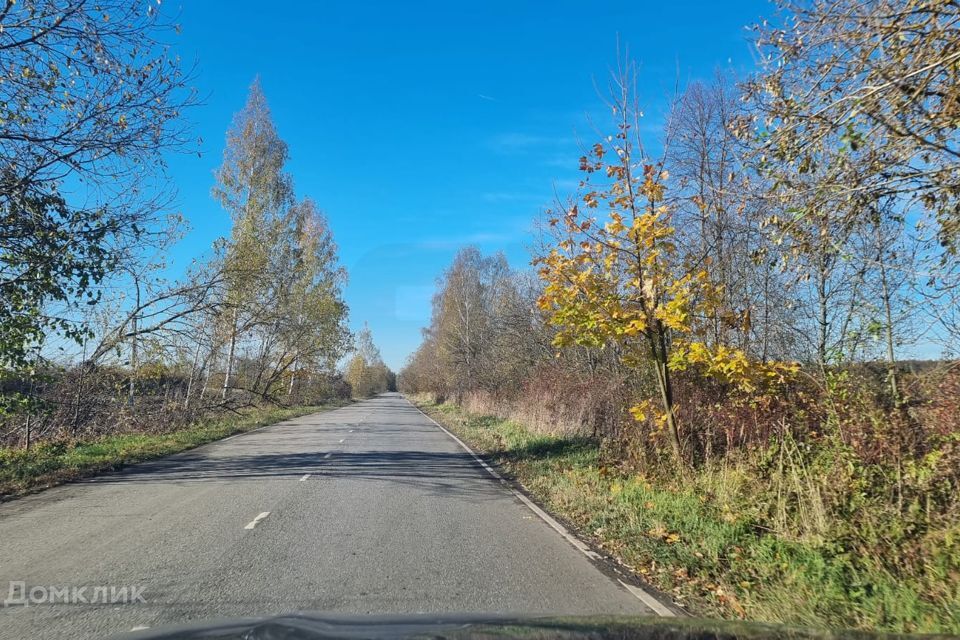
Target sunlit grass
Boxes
[418,399,960,635]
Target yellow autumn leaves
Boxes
[670,341,799,394]
[536,128,796,455]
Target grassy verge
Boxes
[0,402,347,499]
[415,397,960,635]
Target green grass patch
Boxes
[0,403,347,498]
[416,398,960,635]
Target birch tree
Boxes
[212,78,293,400]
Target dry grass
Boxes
[0,403,346,499]
[415,396,960,635]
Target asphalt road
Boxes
[0,393,662,639]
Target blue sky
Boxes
[162,0,772,370]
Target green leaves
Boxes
[0,184,109,380]
[0,0,196,413]
[211,83,350,401]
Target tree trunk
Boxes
[128,314,137,406]
[876,226,900,405]
[761,267,770,362]
[222,308,238,400]
[200,354,212,400]
[184,334,204,410]
[288,297,305,397]
[128,280,140,406]
[649,324,682,465]
[817,259,829,367]
[72,338,87,435]
[288,358,297,397]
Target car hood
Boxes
[110,613,953,640]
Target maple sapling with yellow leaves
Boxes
[535,61,794,465]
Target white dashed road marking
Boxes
[244,512,271,530]
[299,474,310,481]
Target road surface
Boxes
[0,394,663,639]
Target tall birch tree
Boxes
[212,78,293,400]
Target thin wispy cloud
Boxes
[487,132,576,153]
[481,191,543,203]
[542,153,579,169]
[416,231,519,250]
[551,178,581,192]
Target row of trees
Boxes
[0,2,362,447]
[344,326,396,398]
[401,1,960,468]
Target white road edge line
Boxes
[244,511,271,530]
[617,579,675,617]
[299,474,310,481]
[408,398,677,618]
